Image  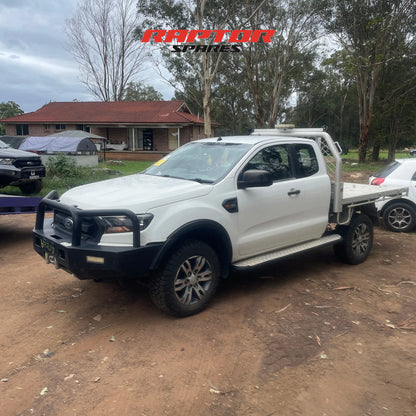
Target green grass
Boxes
[1,160,154,197]
[341,149,409,161]
[340,149,411,174]
[100,160,154,175]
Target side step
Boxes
[233,234,342,268]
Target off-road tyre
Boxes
[149,240,220,317]
[334,213,373,265]
[19,179,42,195]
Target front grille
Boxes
[53,210,102,243]
[13,158,43,168]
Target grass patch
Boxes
[342,149,410,161]
[1,159,154,197]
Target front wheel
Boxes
[149,240,220,317]
[382,202,416,233]
[334,214,374,265]
[19,179,42,195]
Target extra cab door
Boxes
[236,142,331,258]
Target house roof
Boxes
[2,101,206,126]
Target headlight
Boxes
[100,213,153,233]
[0,158,14,165]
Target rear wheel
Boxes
[149,240,220,317]
[382,202,416,233]
[334,214,373,265]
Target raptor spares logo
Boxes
[141,29,276,53]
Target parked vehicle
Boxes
[33,128,406,316]
[370,159,416,232]
[0,139,45,194]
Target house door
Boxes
[143,129,153,151]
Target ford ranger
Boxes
[33,128,406,316]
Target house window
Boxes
[55,124,66,130]
[44,124,50,130]
[16,124,29,136]
[76,124,83,130]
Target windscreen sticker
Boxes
[153,158,167,166]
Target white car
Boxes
[370,159,416,232]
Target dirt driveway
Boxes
[0,213,415,416]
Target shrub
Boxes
[46,154,82,178]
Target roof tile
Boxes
[2,101,206,125]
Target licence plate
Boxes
[40,238,55,255]
[30,172,40,179]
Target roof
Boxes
[2,101,206,126]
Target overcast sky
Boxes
[0,0,173,114]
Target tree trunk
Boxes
[202,53,212,137]
[371,143,380,162]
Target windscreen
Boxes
[0,139,9,149]
[144,142,252,183]
[374,161,400,178]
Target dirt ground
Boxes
[1,212,415,416]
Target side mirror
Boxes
[237,169,273,189]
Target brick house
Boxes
[2,101,211,159]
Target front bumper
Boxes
[33,193,162,281]
[0,166,45,182]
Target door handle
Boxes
[288,189,301,196]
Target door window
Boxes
[294,144,319,177]
[243,145,292,181]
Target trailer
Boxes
[0,194,43,215]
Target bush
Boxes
[45,154,83,178]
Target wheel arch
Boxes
[380,197,416,215]
[150,220,233,278]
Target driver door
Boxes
[236,143,330,258]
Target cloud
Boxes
[0,0,174,113]
[0,0,93,112]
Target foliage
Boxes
[43,157,153,196]
[137,0,243,137]
[45,154,84,178]
[123,82,163,101]
[321,0,416,162]
[0,101,24,135]
[287,51,359,146]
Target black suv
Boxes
[0,139,45,194]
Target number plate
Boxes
[40,238,55,255]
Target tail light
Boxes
[371,177,385,186]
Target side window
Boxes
[295,144,319,178]
[411,170,416,181]
[243,145,292,181]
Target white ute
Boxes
[33,128,407,316]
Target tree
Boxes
[65,0,147,101]
[290,50,359,148]
[123,82,163,101]
[137,0,242,137]
[0,101,24,135]
[322,0,416,162]
[233,0,324,128]
[371,53,416,161]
